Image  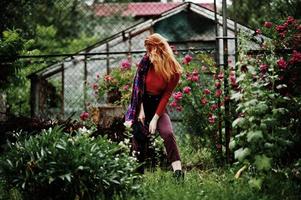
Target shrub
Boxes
[170,52,224,160]
[230,17,301,184]
[0,126,141,200]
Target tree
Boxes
[228,0,301,29]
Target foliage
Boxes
[230,17,301,182]
[169,53,224,160]
[228,0,301,29]
[0,126,141,200]
[0,29,34,90]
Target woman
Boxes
[125,33,184,180]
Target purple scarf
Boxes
[125,54,151,122]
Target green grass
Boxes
[121,168,300,200]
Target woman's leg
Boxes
[156,113,182,171]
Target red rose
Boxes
[80,112,89,121]
[201,97,208,105]
[176,105,183,112]
[217,72,224,80]
[173,92,183,100]
[255,29,262,35]
[170,101,178,108]
[289,50,301,64]
[215,89,222,97]
[120,59,131,70]
[183,86,191,94]
[183,55,193,64]
[259,64,268,73]
[203,89,211,95]
[264,21,273,28]
[208,114,216,124]
[276,25,286,32]
[215,81,221,88]
[287,16,295,24]
[277,58,287,70]
[92,83,98,90]
[210,104,218,111]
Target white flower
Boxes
[123,121,132,128]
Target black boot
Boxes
[173,170,184,183]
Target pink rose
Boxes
[123,84,130,91]
[104,75,112,81]
[255,29,262,35]
[92,83,98,90]
[176,105,183,112]
[215,81,221,88]
[277,58,287,70]
[203,89,211,95]
[215,89,222,97]
[289,50,301,64]
[264,21,273,28]
[276,25,286,32]
[183,86,191,94]
[96,73,100,79]
[210,104,218,111]
[120,59,131,70]
[183,55,193,64]
[80,112,89,121]
[170,101,178,108]
[173,92,183,100]
[201,97,208,105]
[208,114,216,124]
[217,72,224,80]
[259,64,268,73]
[287,16,295,24]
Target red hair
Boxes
[144,33,182,81]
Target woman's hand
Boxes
[149,114,159,134]
[138,103,145,125]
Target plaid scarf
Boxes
[125,54,150,122]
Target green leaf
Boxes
[234,148,251,162]
[247,130,263,142]
[248,178,263,190]
[254,154,272,171]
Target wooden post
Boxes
[61,63,65,117]
[222,0,231,163]
[84,55,87,111]
[106,43,110,75]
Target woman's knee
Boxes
[160,130,174,141]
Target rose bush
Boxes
[170,52,225,159]
[230,16,301,186]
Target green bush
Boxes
[0,126,141,200]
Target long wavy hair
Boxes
[144,33,182,81]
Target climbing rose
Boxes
[255,29,262,35]
[208,114,216,124]
[210,104,218,111]
[289,50,301,64]
[173,92,183,100]
[201,97,208,105]
[170,101,178,108]
[183,86,191,94]
[277,58,287,70]
[80,112,89,121]
[183,55,193,64]
[215,89,222,97]
[217,72,224,80]
[264,21,273,28]
[92,83,98,90]
[287,16,295,24]
[215,81,221,88]
[176,105,183,112]
[203,89,211,95]
[260,64,268,73]
[120,59,131,70]
[276,25,286,32]
[123,84,130,91]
